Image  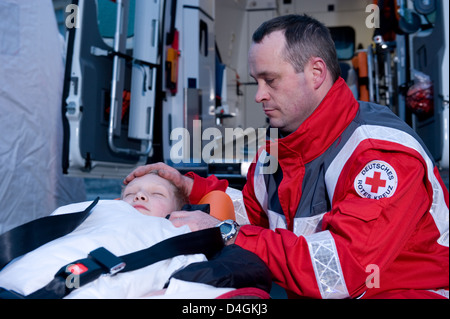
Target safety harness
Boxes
[0,198,224,299]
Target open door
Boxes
[409,0,446,165]
[62,0,161,178]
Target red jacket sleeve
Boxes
[185,172,228,204]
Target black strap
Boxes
[0,197,99,271]
[120,227,222,273]
[7,227,224,299]
[181,203,210,215]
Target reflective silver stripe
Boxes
[427,289,449,299]
[253,151,269,214]
[266,209,325,237]
[225,187,250,225]
[325,125,449,247]
[267,209,287,230]
[305,231,350,299]
[293,213,325,236]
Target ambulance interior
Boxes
[57,0,448,180]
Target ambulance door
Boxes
[184,1,216,163]
[62,0,161,178]
[161,0,216,176]
[409,0,447,165]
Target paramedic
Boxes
[125,14,449,299]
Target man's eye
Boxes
[265,79,274,85]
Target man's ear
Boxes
[310,57,328,90]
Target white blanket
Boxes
[0,200,234,299]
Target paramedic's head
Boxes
[248,14,339,134]
[121,171,188,217]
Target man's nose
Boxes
[255,85,269,103]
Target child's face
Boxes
[122,173,179,217]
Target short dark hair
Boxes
[252,14,340,82]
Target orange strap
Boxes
[352,51,369,102]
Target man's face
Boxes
[122,174,178,217]
[248,31,317,135]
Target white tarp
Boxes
[0,0,86,234]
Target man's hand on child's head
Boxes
[124,163,161,184]
[124,162,194,198]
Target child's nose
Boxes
[134,191,147,201]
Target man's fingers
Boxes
[123,162,168,184]
[123,165,150,184]
[169,210,220,232]
[168,211,189,228]
[158,169,194,196]
[123,162,194,198]
[158,169,183,186]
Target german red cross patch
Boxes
[354,160,398,199]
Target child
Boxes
[0,172,271,299]
[121,171,188,218]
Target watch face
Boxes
[220,223,232,234]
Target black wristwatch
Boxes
[216,219,239,243]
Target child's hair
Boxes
[121,171,189,210]
[170,180,189,210]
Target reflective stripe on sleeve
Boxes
[305,230,350,299]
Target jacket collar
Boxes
[266,77,359,164]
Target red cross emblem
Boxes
[365,171,387,193]
[354,160,398,199]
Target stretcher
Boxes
[0,190,269,299]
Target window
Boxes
[329,26,356,61]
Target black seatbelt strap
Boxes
[0,197,99,271]
[0,227,224,299]
[120,226,222,272]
